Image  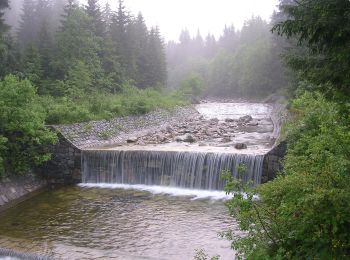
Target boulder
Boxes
[166,126,173,133]
[247,120,259,126]
[126,137,138,143]
[234,143,247,149]
[239,115,253,123]
[175,134,197,143]
[183,134,197,143]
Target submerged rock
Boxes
[234,143,247,149]
[239,115,253,123]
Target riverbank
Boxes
[0,175,47,212]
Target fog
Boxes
[102,0,279,41]
[7,0,279,41]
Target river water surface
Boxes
[0,186,237,259]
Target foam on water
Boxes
[79,183,232,200]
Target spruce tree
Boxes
[85,0,104,37]
[18,0,38,48]
[0,0,9,35]
[146,27,167,88]
[133,13,149,88]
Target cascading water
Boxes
[81,150,264,190]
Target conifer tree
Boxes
[146,27,167,88]
[0,0,9,35]
[18,0,38,48]
[85,0,104,37]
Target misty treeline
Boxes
[0,0,183,175]
[2,0,166,93]
[167,16,290,97]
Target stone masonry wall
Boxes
[261,141,287,183]
[0,175,46,212]
[40,131,82,185]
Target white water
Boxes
[81,150,264,190]
[79,183,233,200]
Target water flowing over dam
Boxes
[0,102,279,260]
[82,150,264,189]
[81,102,274,191]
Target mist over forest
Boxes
[167,17,289,97]
[3,0,289,99]
[1,1,350,258]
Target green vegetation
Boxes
[41,85,186,125]
[0,0,185,176]
[0,75,57,176]
[223,0,350,259]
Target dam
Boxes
[0,101,283,259]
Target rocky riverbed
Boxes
[55,101,278,153]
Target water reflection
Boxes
[0,186,237,259]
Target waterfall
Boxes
[81,150,264,191]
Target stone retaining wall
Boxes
[40,131,82,185]
[261,141,287,183]
[0,175,47,212]
[55,107,198,149]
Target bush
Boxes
[42,83,187,125]
[0,75,57,176]
[224,90,350,259]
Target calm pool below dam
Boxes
[0,186,237,259]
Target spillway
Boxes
[82,150,264,190]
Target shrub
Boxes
[224,90,350,259]
[0,75,57,176]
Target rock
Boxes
[183,134,196,143]
[210,118,219,123]
[221,137,232,143]
[198,142,208,147]
[247,120,259,126]
[175,136,183,142]
[191,96,201,104]
[166,126,173,133]
[234,143,247,149]
[175,134,197,143]
[126,137,138,143]
[225,118,235,123]
[239,115,253,123]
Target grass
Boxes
[41,86,188,125]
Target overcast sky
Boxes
[103,0,279,42]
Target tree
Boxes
[132,13,149,88]
[17,0,37,48]
[110,0,130,72]
[54,4,102,86]
[0,75,57,175]
[22,45,43,88]
[65,61,92,98]
[0,0,9,35]
[145,27,167,88]
[272,0,350,98]
[224,91,350,259]
[37,20,53,80]
[85,0,104,37]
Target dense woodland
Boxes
[0,0,183,175]
[167,16,289,97]
[223,0,350,259]
[1,0,350,259]
[1,0,175,125]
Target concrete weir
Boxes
[40,101,287,187]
